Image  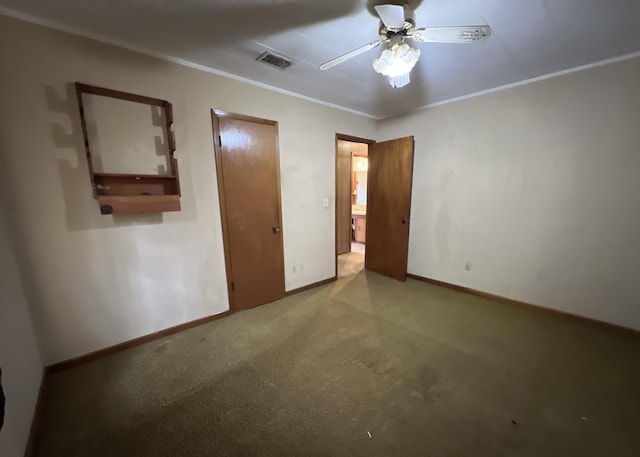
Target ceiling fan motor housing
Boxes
[379,21,415,41]
[378,4,416,40]
[403,5,416,27]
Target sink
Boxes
[352,206,366,216]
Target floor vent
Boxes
[256,52,292,70]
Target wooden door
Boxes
[212,111,285,311]
[336,140,352,254]
[365,136,414,281]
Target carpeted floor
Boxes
[337,242,365,277]
[34,271,640,457]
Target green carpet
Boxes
[34,271,640,456]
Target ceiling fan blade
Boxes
[320,40,383,70]
[412,26,491,43]
[374,4,406,30]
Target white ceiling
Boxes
[2,0,640,119]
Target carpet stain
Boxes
[409,390,423,400]
[419,366,442,403]
[361,347,397,376]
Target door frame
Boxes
[334,133,376,278]
[211,109,284,312]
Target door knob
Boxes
[272,225,281,233]
[401,219,410,224]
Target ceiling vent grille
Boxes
[256,52,292,70]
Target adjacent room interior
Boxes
[351,153,368,251]
[336,137,370,278]
[1,1,640,456]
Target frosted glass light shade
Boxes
[388,73,410,88]
[372,42,420,88]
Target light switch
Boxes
[323,197,329,208]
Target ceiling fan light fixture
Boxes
[372,42,420,88]
[318,3,492,91]
[388,73,411,89]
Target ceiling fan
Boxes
[320,3,491,88]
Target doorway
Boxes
[335,134,374,278]
[335,134,415,281]
[211,110,286,311]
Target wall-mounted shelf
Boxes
[75,82,181,215]
[97,195,181,214]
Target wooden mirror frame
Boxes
[75,82,181,215]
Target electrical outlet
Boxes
[465,262,472,271]
[292,265,297,274]
[323,197,329,208]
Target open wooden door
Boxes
[365,136,415,281]
[212,110,285,311]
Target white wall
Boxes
[0,15,376,365]
[0,204,43,457]
[379,57,640,330]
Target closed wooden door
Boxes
[212,111,285,310]
[336,140,352,254]
[365,136,414,281]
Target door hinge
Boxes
[218,135,222,147]
[231,281,235,291]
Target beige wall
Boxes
[0,15,376,364]
[84,94,172,175]
[0,202,43,457]
[378,57,640,330]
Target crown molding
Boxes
[0,6,378,120]
[1,6,639,122]
[404,51,640,117]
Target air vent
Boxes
[256,52,292,70]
